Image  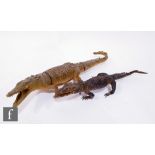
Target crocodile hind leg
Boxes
[13,89,31,107]
[104,80,116,97]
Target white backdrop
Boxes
[0,31,154,123]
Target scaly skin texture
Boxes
[6,51,108,107]
[54,70,147,99]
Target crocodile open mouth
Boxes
[7,90,20,97]
[12,89,28,101]
[7,86,26,97]
[12,89,31,107]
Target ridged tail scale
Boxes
[76,51,108,72]
[111,70,147,80]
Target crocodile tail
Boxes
[111,70,148,80]
[76,51,108,72]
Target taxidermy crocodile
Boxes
[7,51,108,107]
[54,70,147,99]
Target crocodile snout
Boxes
[6,89,19,97]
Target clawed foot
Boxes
[104,93,111,97]
[82,96,92,100]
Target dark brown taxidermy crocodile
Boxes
[7,51,108,107]
[54,70,147,99]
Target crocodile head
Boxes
[6,75,43,107]
[55,82,81,98]
[7,75,42,97]
[7,80,29,97]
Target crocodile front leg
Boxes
[82,91,95,100]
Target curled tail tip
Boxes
[93,51,108,60]
[141,72,148,74]
[132,70,148,74]
[93,51,108,55]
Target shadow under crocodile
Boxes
[18,90,81,113]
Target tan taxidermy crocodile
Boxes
[6,51,108,107]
